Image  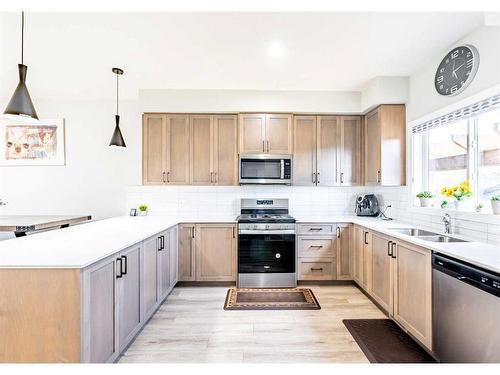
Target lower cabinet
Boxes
[352,226,372,292]
[297,223,351,281]
[354,226,433,351]
[179,223,237,282]
[83,226,178,363]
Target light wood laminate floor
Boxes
[120,284,385,363]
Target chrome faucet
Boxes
[379,205,393,221]
[442,213,451,234]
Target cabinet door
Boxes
[364,109,381,185]
[239,114,266,153]
[213,115,238,185]
[118,245,141,352]
[157,232,171,301]
[190,115,213,185]
[394,243,432,350]
[293,116,317,186]
[142,114,166,185]
[316,116,340,186]
[178,224,196,281]
[380,105,406,186]
[195,224,236,281]
[86,257,118,363]
[370,233,394,314]
[266,114,293,154]
[166,114,190,185]
[336,224,351,280]
[143,235,158,319]
[169,227,178,287]
[361,230,372,292]
[340,116,361,186]
[352,226,364,284]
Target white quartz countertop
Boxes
[0,214,499,273]
[0,216,235,269]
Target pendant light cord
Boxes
[21,11,24,64]
[116,72,119,115]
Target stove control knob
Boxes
[265,224,270,230]
[275,253,281,259]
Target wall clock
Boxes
[435,45,479,96]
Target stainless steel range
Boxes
[237,199,296,288]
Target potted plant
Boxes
[416,191,434,207]
[440,180,473,210]
[491,195,500,215]
[475,203,484,213]
[138,204,149,216]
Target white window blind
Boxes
[412,93,500,134]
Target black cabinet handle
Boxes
[364,231,368,245]
[310,267,324,271]
[336,227,341,238]
[317,172,320,184]
[391,242,397,259]
[116,258,122,279]
[161,235,165,250]
[387,241,392,256]
[340,172,344,184]
[121,255,127,275]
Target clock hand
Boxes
[452,59,458,79]
[454,62,466,72]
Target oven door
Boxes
[239,154,291,184]
[238,232,295,273]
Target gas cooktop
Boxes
[236,213,296,223]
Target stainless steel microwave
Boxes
[239,154,292,185]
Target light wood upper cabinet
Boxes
[293,115,360,187]
[178,224,196,281]
[370,233,394,314]
[190,115,213,185]
[364,105,406,186]
[213,115,238,185]
[394,242,432,350]
[266,114,293,154]
[142,114,167,185]
[239,113,266,153]
[317,116,340,186]
[195,224,236,282]
[239,113,292,154]
[340,116,362,186]
[293,116,317,186]
[166,115,190,185]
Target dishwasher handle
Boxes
[433,254,500,298]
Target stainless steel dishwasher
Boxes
[433,254,500,363]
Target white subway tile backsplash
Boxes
[125,184,500,245]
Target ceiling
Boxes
[0,12,485,100]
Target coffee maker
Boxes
[355,194,380,217]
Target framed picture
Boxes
[0,119,65,166]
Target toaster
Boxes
[355,194,380,217]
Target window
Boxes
[413,106,500,211]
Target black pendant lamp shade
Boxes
[109,67,126,147]
[3,12,38,120]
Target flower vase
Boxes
[492,201,500,215]
[454,199,468,211]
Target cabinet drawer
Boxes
[298,224,336,235]
[298,258,336,280]
[298,238,336,257]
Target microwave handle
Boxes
[280,160,284,179]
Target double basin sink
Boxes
[388,228,468,243]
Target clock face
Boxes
[435,45,479,96]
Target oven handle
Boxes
[238,230,296,235]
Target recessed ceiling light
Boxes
[267,41,285,59]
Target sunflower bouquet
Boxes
[440,180,473,201]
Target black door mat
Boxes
[343,319,437,363]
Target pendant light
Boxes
[109,67,126,147]
[3,11,38,120]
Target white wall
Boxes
[407,26,500,122]
[0,99,141,221]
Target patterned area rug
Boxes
[224,288,321,310]
[343,319,436,363]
